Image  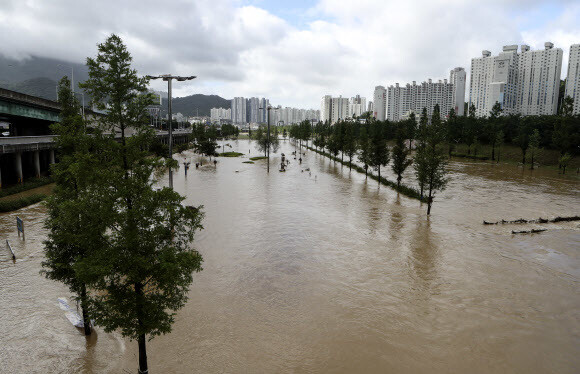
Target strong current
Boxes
[1,139,578,373]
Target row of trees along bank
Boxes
[42,35,204,374]
[289,105,449,215]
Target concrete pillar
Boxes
[34,151,41,178]
[49,149,55,164]
[15,152,23,184]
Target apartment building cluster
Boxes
[211,97,320,126]
[365,42,579,122]
[320,95,369,124]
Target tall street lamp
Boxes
[259,106,278,173]
[146,74,196,188]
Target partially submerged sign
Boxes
[16,216,24,240]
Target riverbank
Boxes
[0,179,54,212]
[452,143,580,172]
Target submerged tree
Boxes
[391,123,412,188]
[78,34,204,374]
[42,77,107,336]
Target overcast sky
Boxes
[1,0,579,108]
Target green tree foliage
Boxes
[343,122,357,169]
[406,112,417,150]
[78,34,204,374]
[357,124,371,177]
[391,123,412,188]
[487,101,503,160]
[42,77,106,336]
[529,128,541,169]
[368,121,390,182]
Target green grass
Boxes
[0,177,53,198]
[0,193,47,212]
[242,161,255,164]
[220,152,244,157]
[307,146,422,201]
[450,152,490,161]
[249,156,268,161]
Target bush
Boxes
[249,156,268,161]
[220,152,244,157]
[0,194,47,212]
[242,161,255,164]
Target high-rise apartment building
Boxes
[210,107,231,123]
[565,44,580,115]
[348,95,367,118]
[517,43,563,115]
[231,97,247,125]
[469,43,563,117]
[449,67,466,115]
[331,96,349,123]
[373,86,387,121]
[320,95,332,123]
[386,75,457,122]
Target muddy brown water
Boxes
[1,140,578,373]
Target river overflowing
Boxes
[1,139,578,373]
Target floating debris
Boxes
[511,229,547,234]
[484,215,579,225]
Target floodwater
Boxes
[1,139,578,373]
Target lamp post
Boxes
[259,106,278,173]
[146,74,196,188]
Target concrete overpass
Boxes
[0,87,191,187]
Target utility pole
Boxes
[146,74,196,188]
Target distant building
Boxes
[373,86,386,121]
[386,74,457,121]
[348,95,367,118]
[231,97,247,125]
[449,67,466,115]
[469,43,563,117]
[331,96,349,122]
[565,44,580,115]
[320,95,332,123]
[517,43,563,116]
[210,107,231,124]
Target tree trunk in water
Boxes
[138,334,148,374]
[491,145,495,161]
[378,167,381,185]
[467,145,471,155]
[420,184,424,200]
[135,282,148,374]
[522,150,526,165]
[80,284,91,336]
[349,156,352,170]
[408,139,412,150]
[530,154,534,170]
[427,187,433,215]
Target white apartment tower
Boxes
[331,96,349,123]
[565,44,580,115]
[449,67,466,115]
[469,43,563,117]
[517,42,563,115]
[320,95,332,123]
[373,86,387,121]
[231,97,247,125]
[387,77,456,122]
[469,46,519,117]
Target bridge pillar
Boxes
[34,151,41,178]
[15,152,23,184]
[49,149,55,164]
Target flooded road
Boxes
[1,139,579,373]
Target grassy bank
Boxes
[306,145,422,201]
[452,143,580,171]
[0,193,47,212]
[0,177,53,198]
[250,156,268,161]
